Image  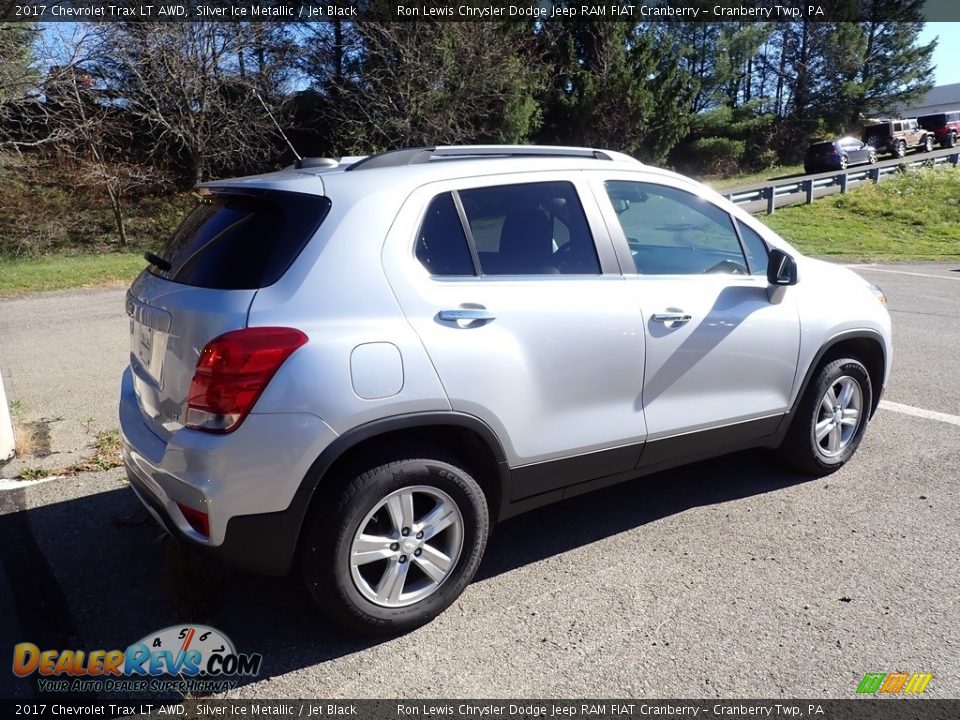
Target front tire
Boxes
[301,452,489,635]
[924,135,934,153]
[779,357,873,476]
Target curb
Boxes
[0,369,13,461]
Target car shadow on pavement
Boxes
[477,448,814,580]
[0,448,814,699]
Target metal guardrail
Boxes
[723,151,960,214]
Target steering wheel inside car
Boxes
[704,259,748,275]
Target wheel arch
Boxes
[789,330,887,426]
[292,413,510,557]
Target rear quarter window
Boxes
[151,190,331,290]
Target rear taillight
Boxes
[185,327,307,433]
[177,502,210,537]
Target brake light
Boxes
[185,327,307,433]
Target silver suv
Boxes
[120,146,892,634]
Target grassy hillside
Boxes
[0,157,192,257]
[1,161,958,295]
[763,166,960,261]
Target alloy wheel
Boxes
[349,485,464,608]
[814,376,863,457]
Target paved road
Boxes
[0,263,958,700]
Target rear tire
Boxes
[779,357,873,476]
[895,140,906,158]
[947,132,957,149]
[301,451,489,635]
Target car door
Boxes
[590,173,801,466]
[845,139,869,164]
[907,120,921,147]
[382,174,648,500]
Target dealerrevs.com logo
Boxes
[856,672,934,695]
[12,625,262,693]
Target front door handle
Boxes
[439,308,496,323]
[651,312,692,325]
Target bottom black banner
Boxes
[1,699,957,720]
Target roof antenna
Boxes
[253,88,302,162]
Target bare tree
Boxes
[94,23,293,186]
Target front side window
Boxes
[604,181,748,276]
[736,221,770,276]
[458,181,600,276]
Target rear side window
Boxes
[458,181,600,275]
[151,190,330,290]
[415,193,475,276]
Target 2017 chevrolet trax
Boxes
[120,145,892,634]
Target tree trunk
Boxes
[107,186,127,247]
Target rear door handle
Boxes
[438,309,496,322]
[651,312,692,324]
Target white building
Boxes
[899,83,960,117]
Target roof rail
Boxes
[295,157,339,169]
[345,145,620,171]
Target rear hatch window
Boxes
[919,114,945,130]
[864,124,891,137]
[150,189,331,290]
[808,142,835,155]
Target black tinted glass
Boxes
[416,193,475,276]
[459,182,600,276]
[151,190,330,290]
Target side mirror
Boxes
[767,248,798,286]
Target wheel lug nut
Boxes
[414,548,422,557]
[390,542,399,551]
[416,531,424,539]
[399,555,407,563]
[401,527,410,536]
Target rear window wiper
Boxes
[144,251,172,272]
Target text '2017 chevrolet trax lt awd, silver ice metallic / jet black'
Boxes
[120,146,891,634]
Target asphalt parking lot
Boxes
[0,263,957,700]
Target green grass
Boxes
[15,466,51,481]
[0,250,147,295]
[760,166,960,261]
[68,429,123,474]
[1,165,958,296]
[704,165,805,190]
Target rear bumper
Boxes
[119,366,338,575]
[125,469,305,576]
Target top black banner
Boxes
[3,0,960,23]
